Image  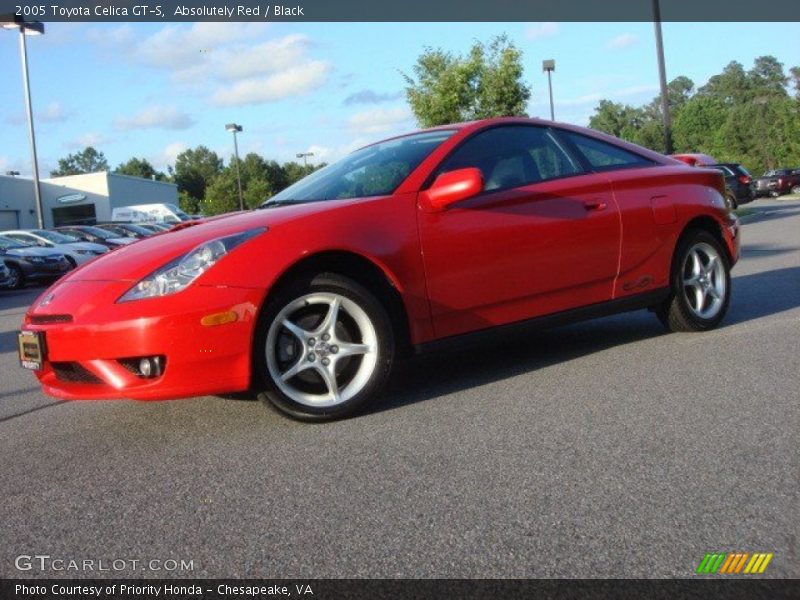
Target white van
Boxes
[112,203,193,225]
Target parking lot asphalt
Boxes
[0,198,798,579]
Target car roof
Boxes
[359,116,673,165]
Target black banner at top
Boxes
[1,0,799,22]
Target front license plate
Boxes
[18,331,45,371]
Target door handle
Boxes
[583,200,607,211]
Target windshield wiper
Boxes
[259,198,320,209]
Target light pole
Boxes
[542,59,556,121]
[225,123,244,211]
[2,15,45,228]
[296,152,314,167]
[652,0,673,154]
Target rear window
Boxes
[563,132,655,171]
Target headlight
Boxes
[118,228,264,302]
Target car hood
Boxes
[67,241,108,252]
[59,201,343,283]
[4,247,64,258]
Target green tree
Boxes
[403,34,531,127]
[672,95,727,154]
[171,146,223,206]
[243,177,272,209]
[790,66,800,99]
[115,157,165,181]
[202,169,239,216]
[748,56,788,97]
[589,100,646,139]
[50,147,109,177]
[698,61,751,104]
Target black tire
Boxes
[791,185,800,195]
[656,229,731,332]
[725,192,738,210]
[254,272,395,421]
[6,264,24,290]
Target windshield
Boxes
[33,229,79,243]
[166,204,191,221]
[76,226,116,240]
[0,236,30,250]
[263,130,455,206]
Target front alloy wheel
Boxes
[256,273,394,420]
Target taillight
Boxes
[738,175,750,185]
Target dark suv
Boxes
[755,168,800,197]
[709,163,754,209]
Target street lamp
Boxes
[296,152,314,167]
[225,123,244,211]
[2,15,45,228]
[542,59,556,121]
[652,0,673,154]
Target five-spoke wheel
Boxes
[657,229,731,332]
[255,273,394,420]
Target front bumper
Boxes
[22,280,264,400]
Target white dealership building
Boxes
[0,171,178,230]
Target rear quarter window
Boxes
[562,132,656,171]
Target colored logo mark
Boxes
[696,552,773,574]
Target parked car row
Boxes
[671,153,800,205]
[0,221,175,290]
[754,168,800,198]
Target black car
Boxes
[54,225,135,249]
[709,163,754,209]
[0,235,72,290]
[95,222,154,239]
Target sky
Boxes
[0,21,798,178]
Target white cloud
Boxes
[211,61,330,106]
[69,132,111,148]
[150,141,189,171]
[90,24,327,106]
[114,106,195,131]
[607,33,639,49]
[347,107,413,135]
[525,22,559,41]
[6,101,69,126]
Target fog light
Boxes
[137,356,162,378]
[139,358,152,377]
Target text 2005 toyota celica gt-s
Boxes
[19,118,739,421]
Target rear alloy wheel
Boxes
[255,273,394,421]
[725,193,737,210]
[791,185,800,195]
[657,230,731,332]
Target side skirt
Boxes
[414,288,670,355]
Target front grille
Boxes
[29,314,73,325]
[51,362,103,384]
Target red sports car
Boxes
[19,118,739,420]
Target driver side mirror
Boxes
[420,167,483,212]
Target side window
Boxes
[437,126,583,192]
[563,132,655,171]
